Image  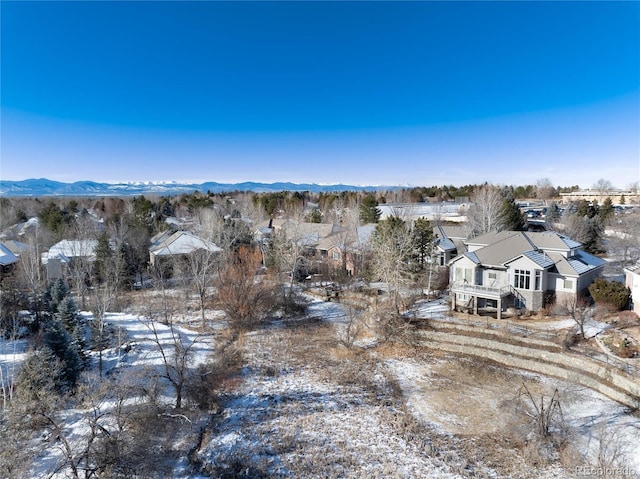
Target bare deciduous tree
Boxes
[607,210,640,266]
[141,316,205,409]
[178,247,221,326]
[560,293,592,340]
[466,184,505,237]
[535,178,555,205]
[593,178,614,197]
[370,216,417,312]
[215,245,276,333]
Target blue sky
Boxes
[1,1,638,189]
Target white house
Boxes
[624,263,640,315]
[41,239,98,280]
[448,231,605,318]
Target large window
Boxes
[455,267,473,283]
[514,269,531,289]
[535,270,542,291]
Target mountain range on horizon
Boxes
[0,178,389,197]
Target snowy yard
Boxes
[3,295,640,478]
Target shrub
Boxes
[588,279,631,311]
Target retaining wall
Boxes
[416,327,640,409]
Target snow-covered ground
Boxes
[4,295,640,478]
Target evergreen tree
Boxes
[599,197,614,224]
[501,198,526,231]
[579,216,606,255]
[15,347,66,404]
[305,208,323,223]
[55,295,89,366]
[158,196,175,220]
[546,202,561,223]
[359,195,381,224]
[131,195,156,231]
[71,323,90,369]
[576,200,598,218]
[588,278,631,311]
[563,201,577,218]
[44,320,82,389]
[412,217,433,269]
[117,242,137,289]
[56,296,79,333]
[93,231,113,284]
[47,278,70,314]
[38,202,74,238]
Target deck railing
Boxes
[450,282,512,298]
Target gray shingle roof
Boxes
[526,231,581,250]
[150,231,221,256]
[455,230,601,278]
[472,233,534,266]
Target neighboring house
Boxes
[253,218,289,244]
[320,224,376,276]
[2,240,28,257]
[41,239,99,280]
[0,243,19,276]
[0,240,29,277]
[433,225,468,266]
[449,231,605,318]
[0,217,39,240]
[624,263,640,315]
[255,220,341,252]
[149,230,221,267]
[256,220,376,277]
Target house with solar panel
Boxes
[447,231,605,318]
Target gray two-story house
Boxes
[448,231,605,318]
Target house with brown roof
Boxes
[319,224,376,276]
[448,231,605,318]
[256,220,375,278]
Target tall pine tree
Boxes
[359,195,381,224]
[413,217,433,269]
[501,198,526,231]
[44,320,82,390]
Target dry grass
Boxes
[116,289,635,478]
[196,308,588,478]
